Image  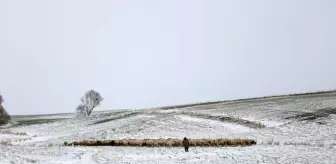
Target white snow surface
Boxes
[1,94,336,163]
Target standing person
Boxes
[183,137,189,152]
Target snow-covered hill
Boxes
[1,93,336,164]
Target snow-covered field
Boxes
[1,93,336,164]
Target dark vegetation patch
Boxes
[98,111,129,117]
[184,113,265,129]
[161,101,224,110]
[15,118,66,126]
[285,107,336,121]
[89,112,140,126]
[160,90,336,110]
[0,130,27,135]
[11,113,73,119]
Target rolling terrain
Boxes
[1,92,336,164]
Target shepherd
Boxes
[183,137,189,152]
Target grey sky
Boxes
[1,0,336,115]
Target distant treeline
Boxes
[160,90,336,110]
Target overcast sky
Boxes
[1,0,336,115]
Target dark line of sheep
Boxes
[64,138,256,147]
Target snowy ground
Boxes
[1,93,336,163]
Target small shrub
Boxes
[0,93,11,125]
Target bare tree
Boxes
[76,90,103,117]
[0,93,11,125]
